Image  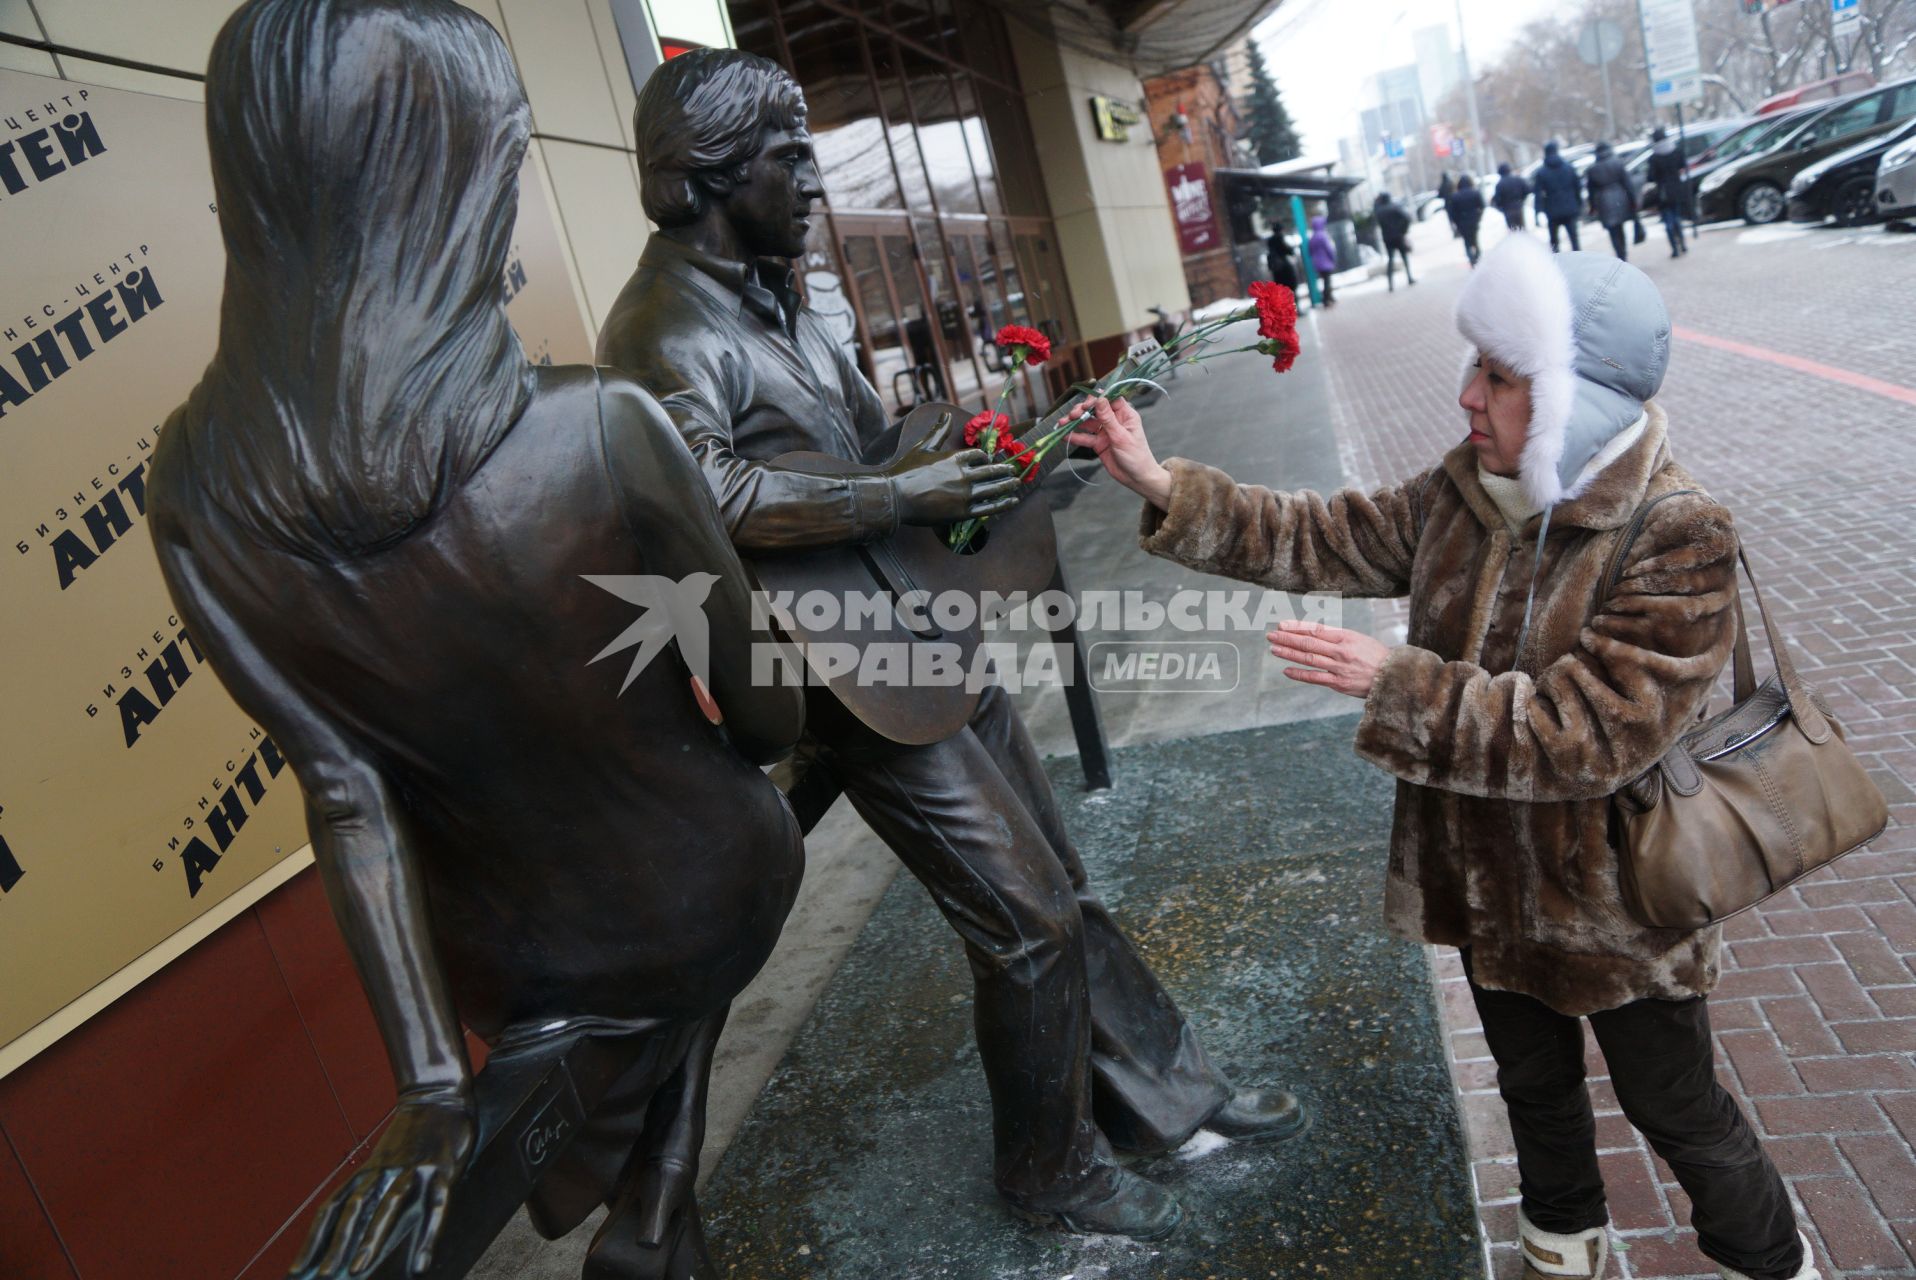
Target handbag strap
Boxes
[1599,492,1831,745]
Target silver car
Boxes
[1879,127,1916,217]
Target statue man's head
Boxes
[635,49,823,261]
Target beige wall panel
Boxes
[533,136,647,334]
[586,0,639,151]
[1058,42,1149,101]
[34,0,233,75]
[1020,85,1093,221]
[1008,22,1066,95]
[497,0,626,148]
[0,42,56,74]
[1112,205,1189,323]
[56,57,203,101]
[1,4,44,39]
[1051,207,1122,340]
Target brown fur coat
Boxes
[1139,407,1738,1015]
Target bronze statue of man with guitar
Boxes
[598,48,1307,1240]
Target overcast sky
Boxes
[1251,0,1567,158]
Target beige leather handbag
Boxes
[1606,496,1889,931]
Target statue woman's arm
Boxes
[150,523,473,1277]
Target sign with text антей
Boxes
[0,69,591,1077]
[1639,0,1704,108]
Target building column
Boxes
[1006,26,1191,370]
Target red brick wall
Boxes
[1144,64,1244,316]
[0,869,399,1280]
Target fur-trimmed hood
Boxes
[1454,233,1672,510]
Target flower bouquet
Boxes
[947,284,1301,552]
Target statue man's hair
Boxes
[634,49,808,228]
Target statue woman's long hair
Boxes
[191,0,534,557]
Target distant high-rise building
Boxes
[1412,24,1465,124]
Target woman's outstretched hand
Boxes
[1268,620,1392,698]
[1063,396,1172,511]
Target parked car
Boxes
[1687,105,1825,187]
[1755,71,1876,115]
[1789,117,1916,225]
[1877,125,1916,218]
[1698,79,1916,223]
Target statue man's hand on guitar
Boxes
[290,1094,475,1278]
[884,415,1023,526]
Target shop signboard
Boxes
[1164,162,1220,254]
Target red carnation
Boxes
[1260,335,1300,373]
[1003,438,1040,483]
[994,324,1052,366]
[1249,280,1298,344]
[965,410,1010,448]
[1248,281,1300,374]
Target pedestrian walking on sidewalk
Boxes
[1266,225,1300,292]
[1446,175,1486,266]
[1307,214,1337,307]
[1372,192,1415,290]
[1646,127,1690,257]
[1067,234,1821,1280]
[1437,171,1460,237]
[1587,141,1639,261]
[1535,141,1583,252]
[1494,162,1529,230]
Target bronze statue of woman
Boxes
[146,2,806,1276]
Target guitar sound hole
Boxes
[950,524,990,556]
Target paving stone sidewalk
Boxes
[1306,218,1916,1279]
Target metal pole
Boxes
[1599,52,1615,139]
[1676,100,1698,239]
[1453,0,1486,170]
[1291,194,1321,307]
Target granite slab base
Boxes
[701,714,1481,1279]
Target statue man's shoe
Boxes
[1203,1088,1310,1144]
[1013,1167,1183,1242]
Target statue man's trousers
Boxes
[803,684,1231,1210]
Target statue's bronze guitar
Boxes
[749,401,1059,745]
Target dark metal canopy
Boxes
[990,0,1291,81]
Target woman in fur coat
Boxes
[1064,234,1817,1280]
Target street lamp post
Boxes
[1454,0,1486,170]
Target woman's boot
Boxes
[1518,1208,1609,1279]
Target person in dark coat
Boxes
[1585,141,1639,261]
[1266,225,1300,292]
[1436,170,1459,237]
[1372,192,1414,291]
[1534,141,1584,252]
[1493,162,1529,230]
[1445,175,1487,266]
[1645,127,1690,257]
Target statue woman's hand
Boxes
[291,1093,475,1278]
[1268,620,1392,698]
[1064,396,1172,510]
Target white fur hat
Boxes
[1454,233,1672,509]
